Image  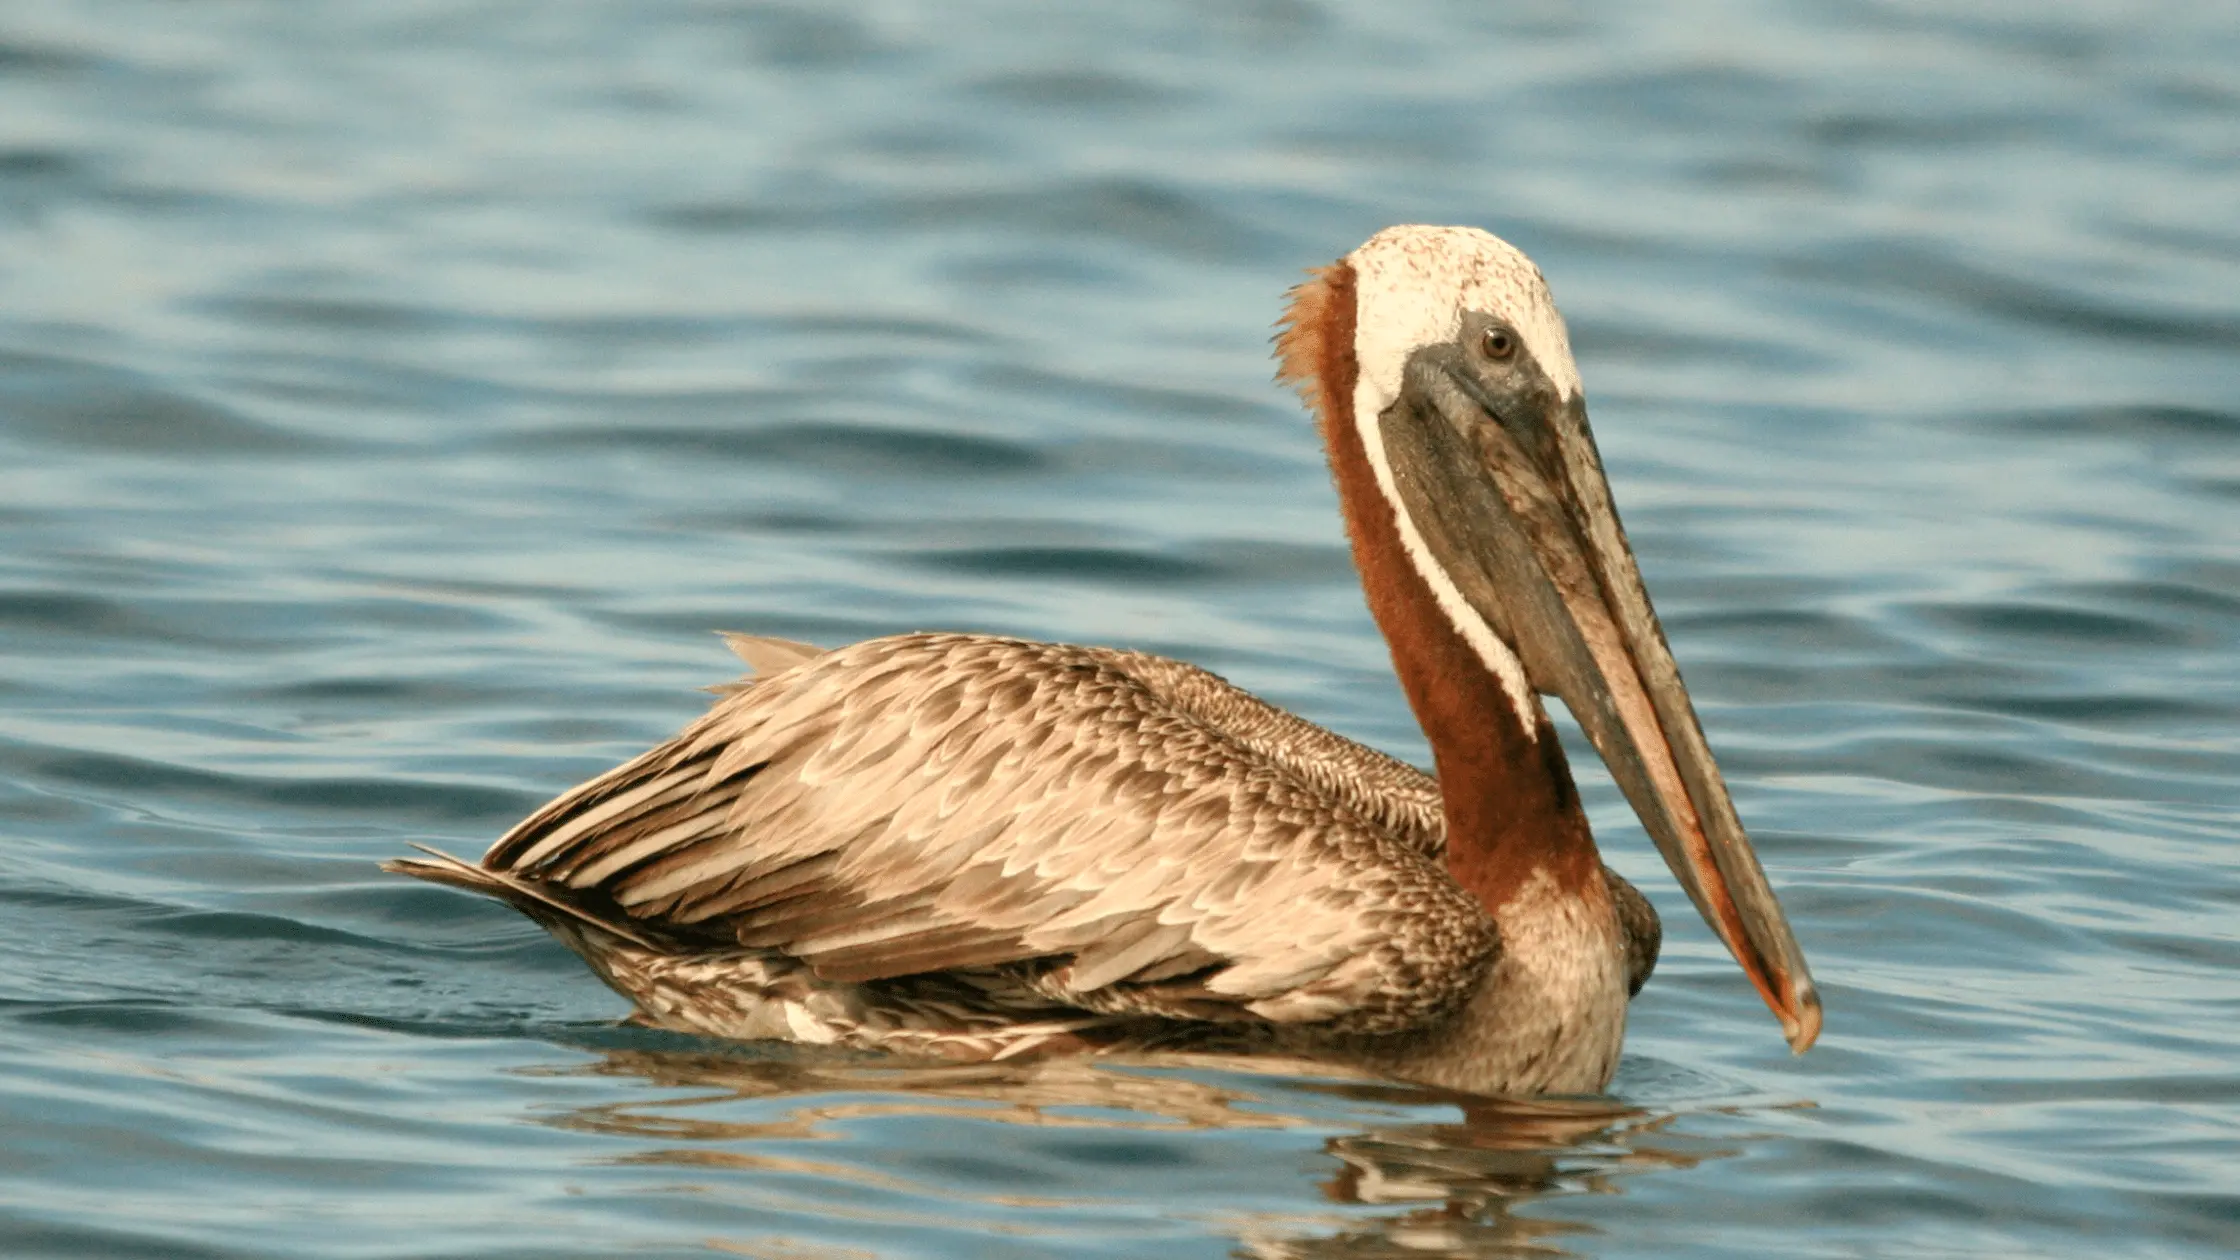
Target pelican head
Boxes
[1283,225,1821,1052]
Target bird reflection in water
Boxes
[1248,1089,1719,1258]
[523,1044,1735,1258]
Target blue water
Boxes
[4,2,2238,1256]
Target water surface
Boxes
[3,2,2238,1256]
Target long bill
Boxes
[1386,350,1822,1052]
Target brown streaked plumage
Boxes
[388,225,1817,1095]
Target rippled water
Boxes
[4,2,2238,1256]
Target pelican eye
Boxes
[1479,327,1517,361]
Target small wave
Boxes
[0,348,328,455]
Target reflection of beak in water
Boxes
[525,1045,1735,1258]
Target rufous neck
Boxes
[1294,269,1601,910]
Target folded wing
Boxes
[484,633,1498,1033]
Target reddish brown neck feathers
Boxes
[1277,264,1601,910]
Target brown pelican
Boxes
[387,225,1821,1095]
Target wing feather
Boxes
[487,632,1497,1033]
